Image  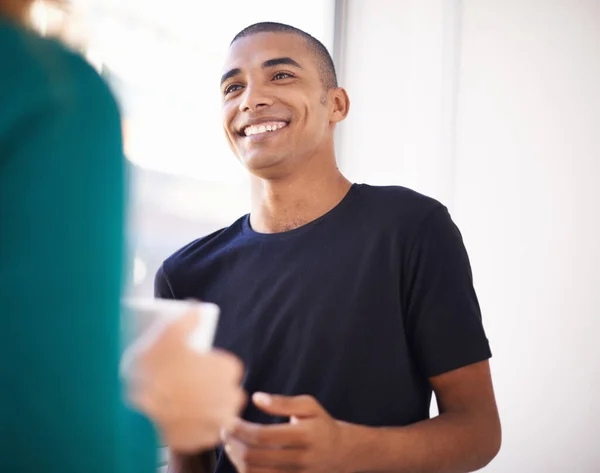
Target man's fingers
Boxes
[224,437,308,470]
[243,447,309,470]
[223,435,246,467]
[252,393,324,419]
[225,420,309,448]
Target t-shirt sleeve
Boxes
[402,205,492,378]
[154,263,176,299]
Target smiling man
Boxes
[156,22,501,473]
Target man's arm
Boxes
[334,205,501,471]
[223,361,500,473]
[342,205,501,471]
[342,360,501,473]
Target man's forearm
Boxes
[340,411,501,473]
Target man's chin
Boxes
[241,154,291,180]
[243,153,283,170]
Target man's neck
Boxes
[249,166,352,234]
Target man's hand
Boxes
[221,362,500,473]
[222,393,351,473]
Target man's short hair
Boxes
[231,22,338,90]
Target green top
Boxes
[0,19,155,473]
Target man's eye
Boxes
[224,84,243,95]
[273,72,293,80]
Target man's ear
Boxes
[329,87,350,123]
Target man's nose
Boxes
[239,84,273,113]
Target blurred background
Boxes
[33,1,600,472]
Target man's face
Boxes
[221,32,335,178]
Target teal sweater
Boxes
[0,19,155,473]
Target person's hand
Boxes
[121,309,246,453]
[222,393,351,473]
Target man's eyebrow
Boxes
[262,57,302,69]
[220,68,241,86]
[220,58,302,86]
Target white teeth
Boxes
[243,122,287,136]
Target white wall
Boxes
[340,1,600,471]
[339,0,459,205]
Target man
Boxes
[156,22,501,473]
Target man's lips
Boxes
[236,118,290,137]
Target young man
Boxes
[156,22,501,473]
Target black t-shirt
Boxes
[155,183,491,473]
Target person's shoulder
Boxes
[162,216,247,276]
[353,183,463,257]
[0,20,119,135]
[0,20,112,96]
[353,183,446,225]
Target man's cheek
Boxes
[223,129,237,154]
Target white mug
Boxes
[121,297,220,352]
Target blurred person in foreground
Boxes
[0,1,244,472]
[157,22,501,473]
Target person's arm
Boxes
[338,360,501,472]
[337,206,501,472]
[154,265,221,473]
[0,52,154,472]
[222,206,501,473]
[227,365,500,473]
[341,206,502,471]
